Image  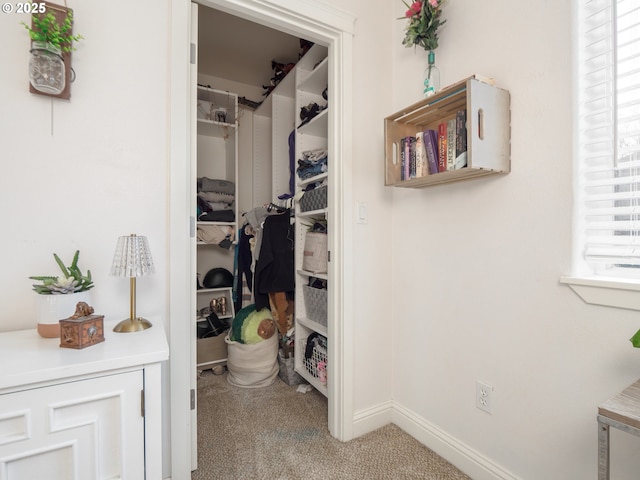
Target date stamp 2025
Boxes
[2,2,46,14]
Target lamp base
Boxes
[113,317,153,333]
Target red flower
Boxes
[405,1,422,17]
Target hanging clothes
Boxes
[253,209,294,311]
[234,225,254,313]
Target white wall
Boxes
[0,1,169,332]
[0,2,171,476]
[390,1,640,479]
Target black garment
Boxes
[288,130,295,195]
[254,211,294,310]
[234,226,254,313]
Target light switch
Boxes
[357,201,367,224]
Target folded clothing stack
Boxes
[296,148,327,180]
[197,177,235,222]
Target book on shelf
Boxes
[446,118,456,171]
[409,136,416,179]
[400,137,406,181]
[415,131,428,178]
[396,109,467,181]
[455,109,468,169]
[438,122,447,173]
[404,136,410,180]
[424,129,439,175]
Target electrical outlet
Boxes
[476,381,492,414]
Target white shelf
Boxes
[297,57,328,94]
[298,172,328,187]
[197,287,233,294]
[297,269,328,280]
[297,316,327,336]
[297,208,328,218]
[296,46,328,85]
[196,85,239,373]
[297,108,328,137]
[197,118,237,138]
[294,44,330,399]
[197,220,236,226]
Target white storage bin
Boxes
[225,332,278,388]
[302,232,327,273]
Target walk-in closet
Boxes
[191,3,333,472]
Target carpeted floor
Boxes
[192,369,471,480]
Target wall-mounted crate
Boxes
[384,75,511,188]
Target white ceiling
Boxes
[198,7,303,94]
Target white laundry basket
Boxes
[225,331,279,388]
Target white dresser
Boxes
[0,319,169,480]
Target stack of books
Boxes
[399,109,467,181]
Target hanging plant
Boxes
[21,9,83,52]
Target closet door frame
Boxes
[169,1,355,477]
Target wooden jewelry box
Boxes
[60,314,105,349]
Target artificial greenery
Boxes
[30,250,94,294]
[400,0,446,52]
[21,10,83,52]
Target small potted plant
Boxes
[21,8,83,95]
[30,250,94,338]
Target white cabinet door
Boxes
[0,370,144,480]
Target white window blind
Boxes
[579,0,640,272]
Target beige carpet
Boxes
[192,369,471,480]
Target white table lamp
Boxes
[110,234,155,332]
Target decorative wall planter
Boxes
[24,2,76,99]
[29,41,65,95]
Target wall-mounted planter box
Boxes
[384,75,511,188]
[28,2,75,100]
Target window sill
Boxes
[560,276,640,311]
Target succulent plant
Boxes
[30,250,94,294]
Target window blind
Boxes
[580,0,640,268]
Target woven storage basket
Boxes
[303,285,327,326]
[299,185,327,212]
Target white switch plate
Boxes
[357,201,367,224]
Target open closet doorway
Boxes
[169,1,356,477]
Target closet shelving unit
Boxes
[293,44,330,396]
[195,86,239,369]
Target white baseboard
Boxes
[352,401,520,480]
[352,399,394,437]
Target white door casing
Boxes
[170,1,355,477]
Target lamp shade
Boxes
[110,235,155,278]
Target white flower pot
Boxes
[36,291,92,338]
